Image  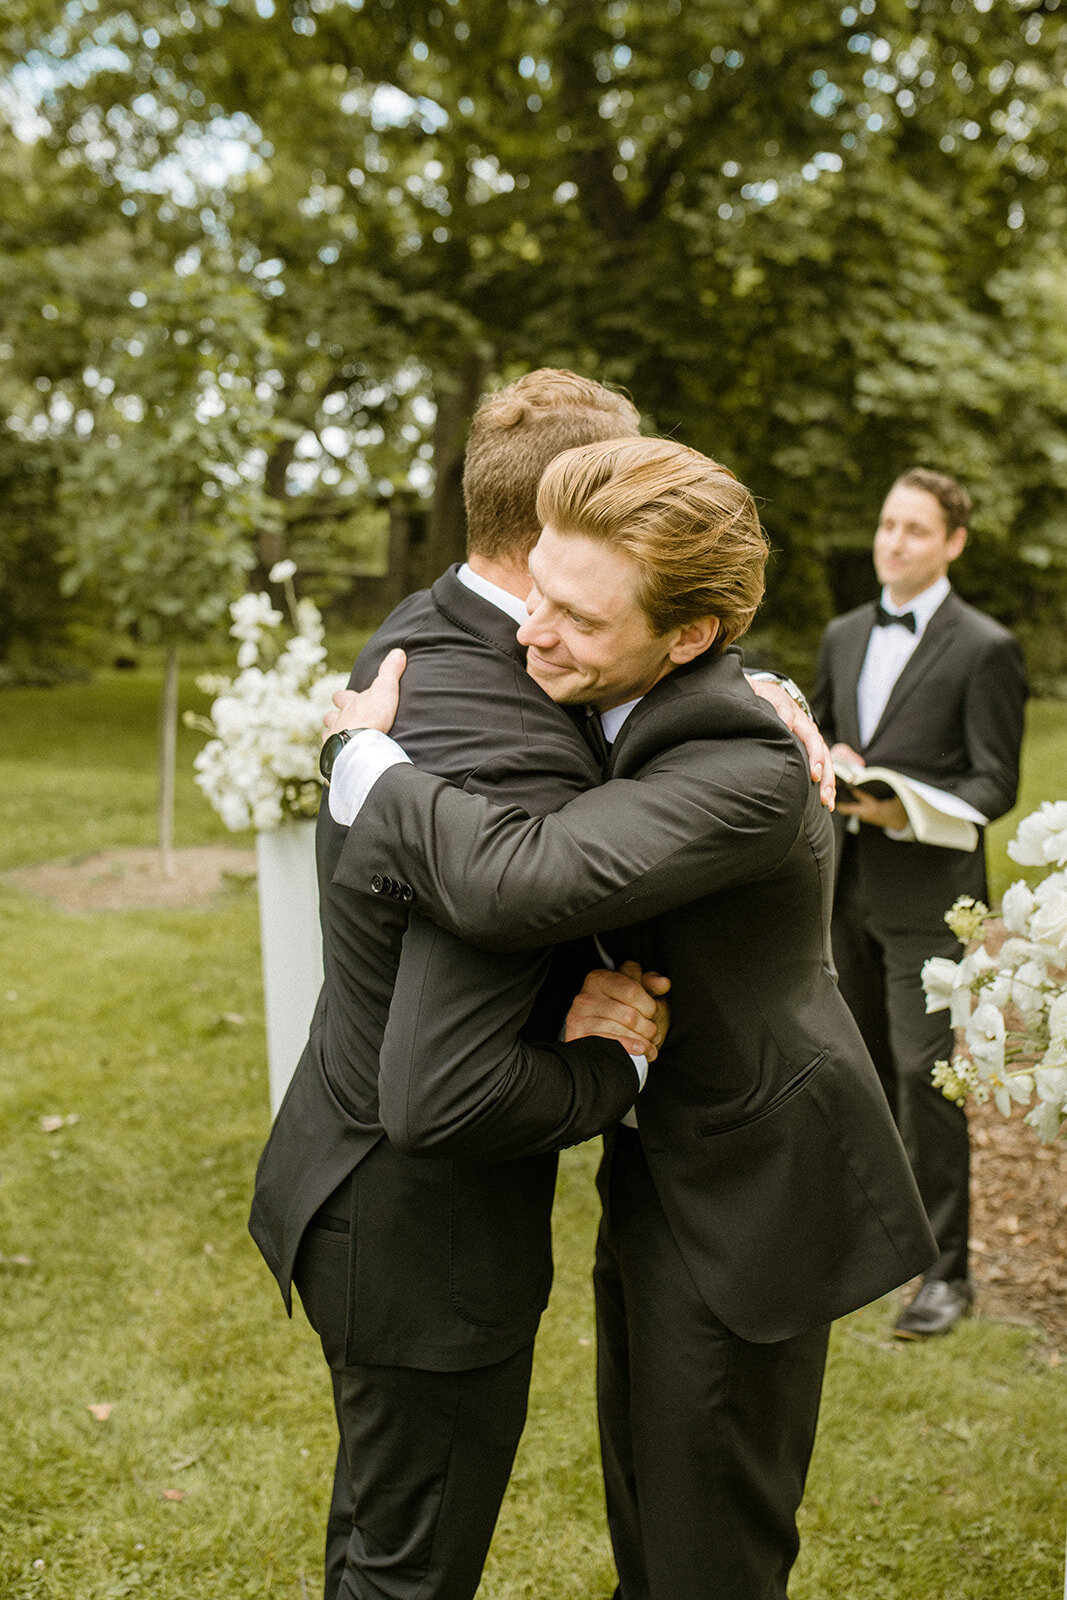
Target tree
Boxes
[4,0,1067,686]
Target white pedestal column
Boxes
[255,818,324,1116]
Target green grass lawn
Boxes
[1,675,1065,1598]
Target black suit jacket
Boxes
[249,567,639,1370]
[811,589,1027,929]
[334,649,938,1343]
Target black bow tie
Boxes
[874,604,917,633]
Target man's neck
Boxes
[465,552,531,603]
[882,574,951,613]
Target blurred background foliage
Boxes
[2,0,1066,689]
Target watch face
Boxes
[319,731,347,781]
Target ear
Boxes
[668,616,720,665]
[947,526,967,562]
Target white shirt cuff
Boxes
[629,1052,649,1090]
[327,729,412,825]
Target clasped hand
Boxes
[564,960,671,1062]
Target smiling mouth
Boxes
[527,651,569,672]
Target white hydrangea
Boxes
[186,580,347,833]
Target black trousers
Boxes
[595,1130,829,1600]
[832,847,971,1282]
[293,1182,534,1600]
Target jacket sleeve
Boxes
[338,628,639,1161]
[957,630,1027,822]
[377,914,638,1160]
[333,737,808,952]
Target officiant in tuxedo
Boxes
[812,468,1027,1338]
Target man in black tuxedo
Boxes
[811,468,1027,1338]
[250,372,823,1600]
[322,436,937,1600]
[250,371,659,1600]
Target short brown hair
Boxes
[893,467,971,534]
[464,369,641,562]
[536,436,768,648]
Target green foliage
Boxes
[3,0,1067,673]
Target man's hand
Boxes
[323,648,407,741]
[749,679,835,810]
[830,742,863,768]
[830,745,908,829]
[836,788,909,831]
[564,960,671,1061]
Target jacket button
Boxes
[370,875,385,894]
[400,883,414,902]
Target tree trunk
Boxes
[158,644,179,878]
[419,353,490,589]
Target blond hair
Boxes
[464,370,641,562]
[536,436,768,647]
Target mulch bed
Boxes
[968,1093,1067,1351]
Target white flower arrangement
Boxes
[185,561,347,832]
[922,801,1067,1142]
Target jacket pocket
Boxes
[697,1051,828,1138]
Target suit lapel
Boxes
[839,608,876,751]
[864,590,961,750]
[605,650,758,778]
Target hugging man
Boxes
[323,434,937,1599]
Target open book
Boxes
[833,759,987,852]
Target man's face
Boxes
[873,483,966,605]
[518,525,691,711]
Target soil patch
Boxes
[4,844,256,912]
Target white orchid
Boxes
[185,574,346,833]
[1028,872,1067,954]
[1000,879,1036,934]
[922,804,1067,1142]
[965,1002,1007,1079]
[921,956,960,1014]
[1007,800,1067,869]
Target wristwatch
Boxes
[746,671,813,719]
[319,727,366,784]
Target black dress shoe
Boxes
[893,1277,974,1339]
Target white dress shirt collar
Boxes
[456,562,529,626]
[599,697,642,746]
